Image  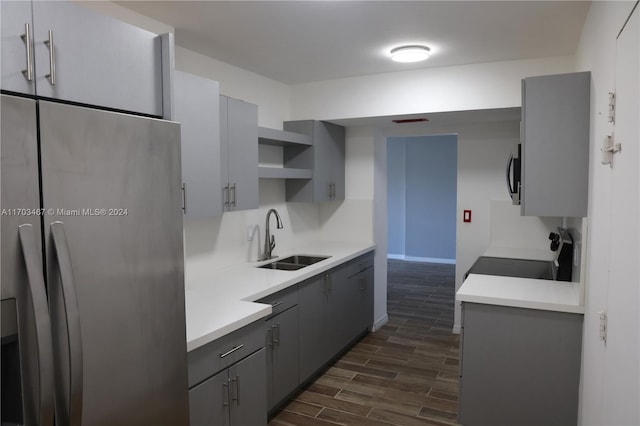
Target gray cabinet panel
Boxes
[31,1,163,116]
[521,72,590,217]
[283,120,345,203]
[227,97,259,210]
[219,95,259,211]
[298,275,330,380]
[189,369,230,426]
[174,71,222,218]
[459,302,583,426]
[1,1,36,95]
[229,349,267,426]
[1,1,165,116]
[270,306,299,408]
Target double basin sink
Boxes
[258,255,330,271]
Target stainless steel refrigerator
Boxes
[1,94,190,425]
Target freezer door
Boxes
[38,101,189,425]
[1,95,55,426]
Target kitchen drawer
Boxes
[256,285,298,317]
[188,319,264,388]
[343,252,375,279]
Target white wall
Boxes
[574,2,639,424]
[290,56,575,121]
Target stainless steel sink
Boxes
[257,255,330,271]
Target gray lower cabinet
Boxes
[189,348,267,426]
[345,264,374,342]
[298,274,331,380]
[520,71,590,217]
[174,71,222,218]
[219,95,259,211]
[265,306,299,412]
[188,320,267,426]
[282,120,345,203]
[458,302,583,426]
[298,254,374,381]
[1,0,166,116]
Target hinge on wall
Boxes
[601,135,622,166]
[608,92,616,123]
[598,311,608,344]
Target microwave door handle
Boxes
[17,224,55,426]
[506,152,514,196]
[50,221,83,426]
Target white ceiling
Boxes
[117,1,591,85]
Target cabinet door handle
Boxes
[267,328,273,347]
[231,374,240,405]
[181,183,187,213]
[223,380,230,407]
[359,277,366,290]
[272,324,279,345]
[21,23,34,81]
[230,184,237,208]
[43,30,56,85]
[276,322,281,346]
[223,185,229,210]
[219,344,243,358]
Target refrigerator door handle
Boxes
[50,221,84,426]
[17,224,55,426]
[506,152,514,198]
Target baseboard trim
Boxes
[372,314,389,332]
[452,325,461,334]
[387,254,456,265]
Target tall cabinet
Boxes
[174,71,222,218]
[219,95,259,211]
[1,0,167,117]
[283,120,345,203]
[520,71,590,217]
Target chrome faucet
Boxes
[261,208,283,261]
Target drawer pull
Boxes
[219,344,244,358]
[271,301,283,308]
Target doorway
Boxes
[386,135,458,264]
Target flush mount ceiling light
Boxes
[390,45,431,63]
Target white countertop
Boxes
[483,246,555,261]
[457,274,583,314]
[185,241,375,352]
[456,244,583,314]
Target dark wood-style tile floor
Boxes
[270,260,460,426]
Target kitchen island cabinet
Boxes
[282,120,345,203]
[520,71,590,217]
[458,301,583,426]
[1,0,167,116]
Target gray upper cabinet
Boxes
[2,1,166,116]
[283,120,346,203]
[521,71,590,217]
[174,71,222,218]
[220,95,259,211]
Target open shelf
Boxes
[258,167,312,179]
[258,127,312,147]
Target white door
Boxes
[602,4,640,424]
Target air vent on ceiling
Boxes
[392,118,429,124]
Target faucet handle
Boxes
[269,235,276,251]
